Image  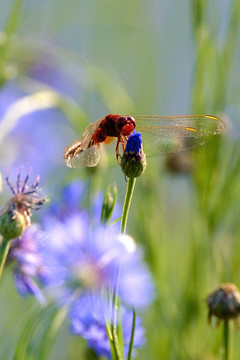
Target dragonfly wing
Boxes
[134,115,226,156]
[64,145,100,168]
[80,116,105,150]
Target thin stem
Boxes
[110,266,123,360]
[0,238,10,279]
[223,319,229,360]
[127,309,136,360]
[106,322,117,360]
[109,177,137,360]
[111,288,123,360]
[121,177,136,235]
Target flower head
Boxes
[0,167,47,239]
[207,283,240,325]
[70,294,145,358]
[41,213,154,310]
[121,131,146,178]
[9,224,46,304]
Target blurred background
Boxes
[1,0,240,359]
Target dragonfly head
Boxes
[115,116,136,136]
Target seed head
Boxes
[0,167,48,239]
[207,283,240,325]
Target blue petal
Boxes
[125,131,143,154]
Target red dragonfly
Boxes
[63,114,226,168]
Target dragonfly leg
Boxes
[116,136,128,164]
[115,138,121,164]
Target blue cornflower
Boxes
[70,294,145,359]
[45,180,121,225]
[125,131,143,154]
[41,214,154,310]
[45,180,85,219]
[121,131,146,178]
[9,224,46,304]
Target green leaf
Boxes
[0,0,24,86]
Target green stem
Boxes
[120,177,136,235]
[111,284,123,360]
[0,238,10,279]
[223,319,229,360]
[127,309,136,360]
[109,177,137,360]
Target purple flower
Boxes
[9,224,46,304]
[70,294,145,358]
[45,180,121,225]
[41,215,154,310]
[45,180,85,219]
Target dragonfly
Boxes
[63,113,226,168]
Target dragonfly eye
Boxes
[127,116,135,122]
[115,116,136,135]
[115,116,127,131]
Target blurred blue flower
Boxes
[45,180,85,219]
[9,224,46,305]
[41,213,154,310]
[0,82,77,184]
[45,180,121,225]
[70,294,145,359]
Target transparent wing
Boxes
[80,116,106,150]
[64,145,100,168]
[134,115,226,156]
[63,116,106,167]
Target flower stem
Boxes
[127,309,136,360]
[223,319,229,360]
[121,177,136,235]
[110,177,137,360]
[108,177,137,359]
[0,237,10,279]
[111,285,124,360]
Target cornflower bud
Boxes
[207,283,240,326]
[101,184,117,224]
[0,210,26,241]
[0,167,47,240]
[120,131,146,178]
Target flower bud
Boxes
[207,283,240,325]
[0,210,26,240]
[101,184,117,224]
[121,131,146,178]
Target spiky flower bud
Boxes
[0,210,26,240]
[121,131,146,178]
[1,167,48,230]
[207,283,240,325]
